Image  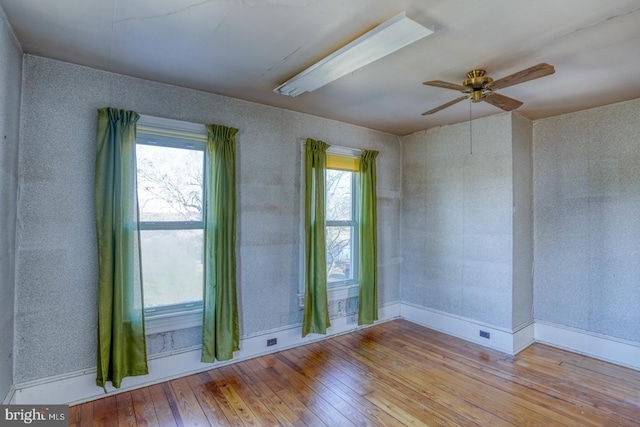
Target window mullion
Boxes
[139,221,204,231]
[326,220,357,227]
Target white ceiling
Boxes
[2,0,640,135]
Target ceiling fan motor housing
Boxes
[463,70,493,102]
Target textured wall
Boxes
[14,55,401,383]
[401,113,515,328]
[533,98,640,342]
[0,6,22,401]
[511,114,534,328]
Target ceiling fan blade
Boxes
[423,80,468,91]
[422,96,469,115]
[483,92,523,111]
[488,63,555,90]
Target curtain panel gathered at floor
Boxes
[94,107,148,390]
[303,138,331,336]
[202,124,240,362]
[358,150,379,325]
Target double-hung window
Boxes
[299,145,362,305]
[136,116,207,332]
[325,153,360,293]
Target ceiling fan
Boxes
[421,63,555,115]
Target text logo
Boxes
[1,406,68,427]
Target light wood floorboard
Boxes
[70,319,640,426]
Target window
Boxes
[325,150,361,292]
[299,145,362,307]
[325,166,358,288]
[135,116,207,328]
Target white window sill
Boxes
[145,308,203,335]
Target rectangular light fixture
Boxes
[274,11,433,97]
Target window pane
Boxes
[140,229,203,308]
[137,144,204,222]
[326,169,353,221]
[326,225,354,283]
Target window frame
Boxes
[136,115,208,334]
[298,142,362,308]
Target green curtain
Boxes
[358,150,379,325]
[303,138,331,336]
[94,108,148,389]
[202,124,240,362]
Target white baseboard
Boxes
[2,385,16,404]
[534,320,640,371]
[399,303,640,371]
[400,303,527,355]
[513,321,536,354]
[11,302,400,405]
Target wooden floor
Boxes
[70,319,640,426]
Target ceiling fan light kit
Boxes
[422,63,555,115]
[274,11,433,97]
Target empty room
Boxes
[1,1,640,425]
